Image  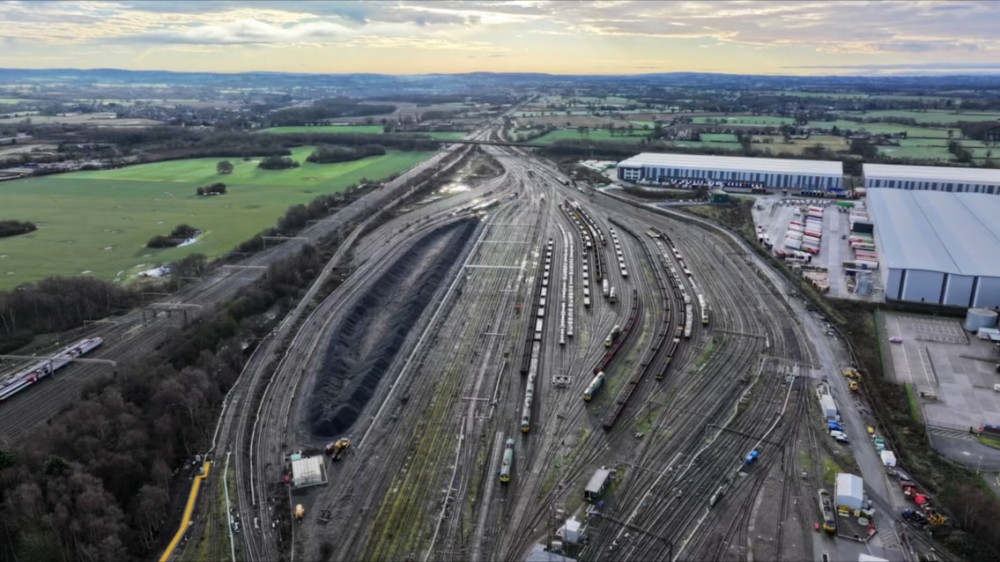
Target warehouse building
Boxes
[868,190,1000,308]
[616,153,844,191]
[864,163,1000,195]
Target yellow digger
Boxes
[325,437,351,460]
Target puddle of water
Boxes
[439,182,470,194]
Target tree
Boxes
[216,160,233,175]
[947,140,973,163]
[849,138,878,159]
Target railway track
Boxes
[174,133,829,562]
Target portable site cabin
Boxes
[585,467,612,503]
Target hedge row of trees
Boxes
[257,155,299,170]
[196,182,227,196]
[0,220,36,238]
[0,277,138,353]
[0,246,326,562]
[146,224,200,248]
[306,144,386,164]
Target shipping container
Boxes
[784,238,802,250]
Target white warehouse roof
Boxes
[618,153,843,176]
[291,456,327,489]
[864,163,1000,186]
[835,473,864,510]
[868,190,1000,277]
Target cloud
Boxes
[0,0,998,73]
[144,19,351,45]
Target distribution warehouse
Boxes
[616,153,844,190]
[868,190,1000,308]
[864,163,1000,194]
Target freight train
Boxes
[0,337,104,402]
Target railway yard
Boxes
[2,123,939,562]
[187,126,889,561]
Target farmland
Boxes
[530,128,651,144]
[0,146,431,289]
[259,125,466,139]
[842,110,1000,124]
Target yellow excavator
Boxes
[325,437,351,460]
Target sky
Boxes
[1,0,999,75]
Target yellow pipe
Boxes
[159,461,211,562]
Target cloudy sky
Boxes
[1,0,998,75]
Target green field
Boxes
[672,140,742,151]
[260,125,385,134]
[690,115,963,138]
[699,133,739,143]
[842,110,1000,124]
[258,125,466,139]
[802,121,960,138]
[876,146,952,161]
[531,128,651,144]
[693,116,794,126]
[0,146,431,289]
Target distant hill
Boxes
[2,68,1000,96]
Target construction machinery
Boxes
[900,481,948,526]
[325,437,351,460]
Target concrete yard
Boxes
[880,311,1000,468]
